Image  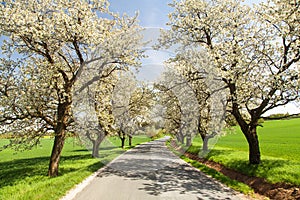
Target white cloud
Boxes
[263,103,300,116]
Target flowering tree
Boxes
[159,0,300,164]
[127,85,155,145]
[155,67,199,146]
[155,83,182,142]
[112,74,155,148]
[169,50,227,152]
[0,0,143,176]
[73,66,119,158]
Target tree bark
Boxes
[86,130,106,158]
[121,137,125,149]
[246,125,261,164]
[92,135,102,158]
[118,131,126,149]
[235,122,261,164]
[228,81,261,165]
[128,135,132,146]
[199,131,208,152]
[237,119,261,164]
[48,102,70,177]
[186,134,191,147]
[48,134,65,177]
[176,132,184,144]
[202,137,209,152]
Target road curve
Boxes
[68,137,249,200]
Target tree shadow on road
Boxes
[96,142,239,200]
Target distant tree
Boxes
[159,0,300,164]
[155,83,182,143]
[154,68,200,146]
[169,50,227,152]
[112,74,155,148]
[74,66,119,158]
[0,0,143,176]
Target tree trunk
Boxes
[246,125,261,164]
[228,81,261,165]
[186,134,191,147]
[176,132,184,144]
[92,140,100,158]
[128,135,132,146]
[48,134,65,177]
[92,133,105,158]
[199,131,208,152]
[118,131,126,149]
[202,137,209,152]
[48,102,70,177]
[121,137,125,149]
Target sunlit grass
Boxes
[188,118,300,186]
[182,156,254,194]
[0,135,151,200]
[108,135,151,150]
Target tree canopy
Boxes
[158,0,300,164]
[0,0,144,176]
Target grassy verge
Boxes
[182,156,254,194]
[188,118,300,186]
[166,141,254,195]
[0,135,151,200]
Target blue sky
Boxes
[1,0,298,115]
[108,0,173,28]
[108,0,264,28]
[107,0,265,77]
[107,0,300,115]
[108,0,265,83]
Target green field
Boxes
[189,118,300,186]
[0,135,151,200]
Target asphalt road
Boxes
[68,137,249,200]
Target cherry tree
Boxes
[73,66,119,158]
[155,83,182,142]
[127,85,155,145]
[159,0,300,164]
[155,67,199,146]
[0,0,143,176]
[169,50,227,152]
[112,73,155,148]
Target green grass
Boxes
[107,135,151,150]
[217,118,300,161]
[188,118,300,186]
[0,135,151,200]
[182,156,253,194]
